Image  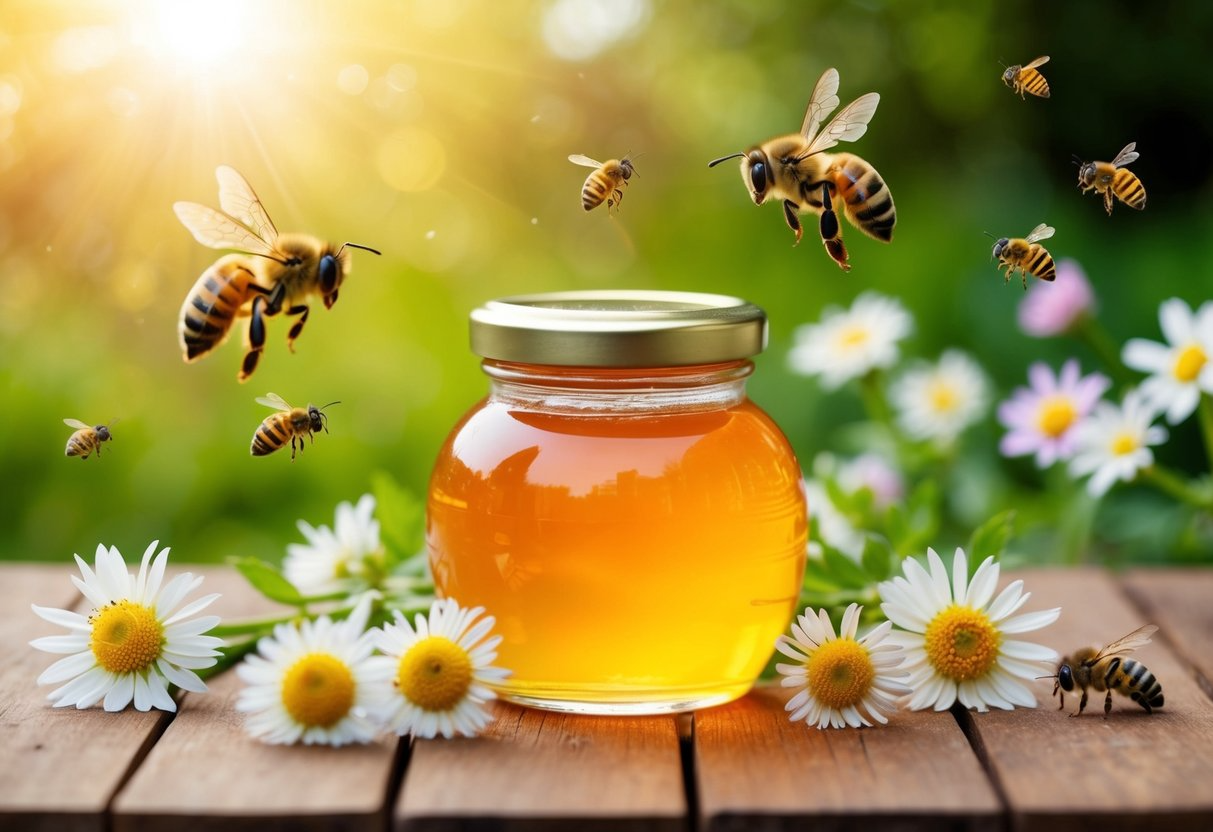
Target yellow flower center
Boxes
[396,636,473,712]
[1173,344,1207,383]
[929,380,959,413]
[838,325,870,351]
[90,600,164,674]
[281,653,356,728]
[805,638,875,711]
[1110,432,1139,456]
[1036,395,1077,438]
[923,605,1001,681]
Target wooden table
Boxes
[3,564,1212,831]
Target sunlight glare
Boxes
[132,0,251,73]
[542,0,650,61]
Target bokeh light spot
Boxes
[337,64,370,95]
[542,0,650,61]
[0,76,22,117]
[377,127,446,192]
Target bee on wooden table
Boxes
[1053,624,1163,716]
[1076,142,1147,215]
[1002,56,1051,99]
[568,155,635,213]
[708,67,894,272]
[174,166,381,382]
[251,393,338,460]
[991,223,1057,288]
[64,418,116,460]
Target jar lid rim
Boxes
[469,290,767,367]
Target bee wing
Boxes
[172,201,278,258]
[1024,55,1050,69]
[64,418,89,430]
[1092,624,1158,662]
[568,154,603,169]
[1112,142,1139,168]
[215,166,280,246]
[800,67,841,142]
[1025,223,1055,243]
[255,392,292,412]
[801,92,880,158]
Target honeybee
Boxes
[251,393,338,460]
[708,67,894,272]
[63,419,115,460]
[991,223,1057,288]
[174,166,381,382]
[1076,142,1147,215]
[1053,624,1164,716]
[568,155,635,213]
[1002,56,1051,99]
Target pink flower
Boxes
[1018,259,1095,338]
[998,359,1110,468]
[838,454,905,510]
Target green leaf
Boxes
[860,533,893,581]
[967,510,1017,562]
[230,556,305,605]
[821,544,873,589]
[372,471,425,570]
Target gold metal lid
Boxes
[469,290,767,367]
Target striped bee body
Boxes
[1078,142,1147,215]
[1105,657,1165,714]
[573,157,634,212]
[1055,625,1162,717]
[828,153,896,243]
[1003,56,1051,99]
[64,419,113,459]
[250,393,337,461]
[992,223,1056,289]
[178,255,259,363]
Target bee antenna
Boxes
[337,243,382,257]
[1035,674,1058,681]
[982,230,996,239]
[707,152,746,169]
[1071,154,1084,166]
[318,400,341,411]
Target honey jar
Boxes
[427,291,807,713]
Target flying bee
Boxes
[1052,624,1164,716]
[991,223,1057,288]
[251,393,338,460]
[708,67,894,272]
[568,154,635,213]
[64,418,116,460]
[1076,142,1147,215]
[1002,55,1051,99]
[174,166,381,382]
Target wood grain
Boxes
[396,703,686,832]
[1121,568,1213,699]
[0,563,170,832]
[958,567,1213,832]
[111,568,400,832]
[694,686,1002,832]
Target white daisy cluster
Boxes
[779,547,1060,728]
[284,494,384,596]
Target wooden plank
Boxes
[1121,568,1213,699]
[1,563,170,832]
[694,686,1002,832]
[396,703,686,832]
[958,567,1213,832]
[112,569,400,832]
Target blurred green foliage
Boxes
[1,0,1211,566]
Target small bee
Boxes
[64,418,115,460]
[991,223,1057,288]
[709,67,894,272]
[1053,624,1164,716]
[1002,56,1051,99]
[568,155,635,213]
[250,393,338,460]
[1076,142,1147,215]
[174,166,381,382]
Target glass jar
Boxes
[427,290,807,714]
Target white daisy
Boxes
[235,595,387,746]
[1122,298,1213,424]
[804,479,865,561]
[878,547,1060,712]
[1068,389,1169,497]
[284,494,383,595]
[891,350,989,444]
[787,292,913,390]
[368,598,510,739]
[30,541,223,712]
[775,603,910,729]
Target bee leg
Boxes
[1104,690,1113,718]
[290,436,298,461]
[285,305,310,353]
[1074,689,1088,716]
[239,296,268,383]
[818,186,850,271]
[1103,189,1114,216]
[781,201,803,245]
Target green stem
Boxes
[209,614,299,638]
[1138,465,1213,509]
[196,638,259,681]
[858,369,894,427]
[1198,395,1213,474]
[1072,315,1134,386]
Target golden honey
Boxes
[427,292,807,714]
